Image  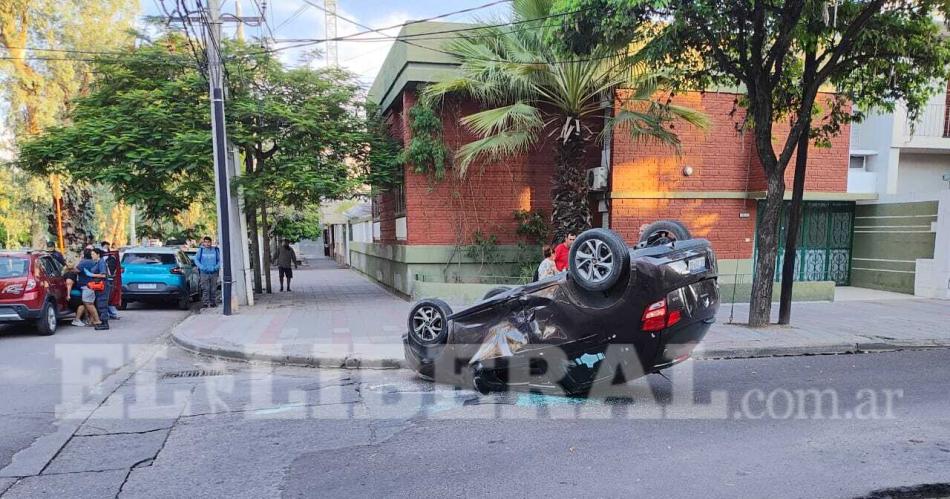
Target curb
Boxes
[171,323,950,369]
[170,327,407,370]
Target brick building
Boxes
[352,22,864,297]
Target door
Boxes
[177,252,198,294]
[39,256,68,311]
[756,201,855,285]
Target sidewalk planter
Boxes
[348,241,532,296]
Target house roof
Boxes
[367,21,471,112]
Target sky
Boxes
[140,0,513,89]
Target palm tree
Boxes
[425,0,709,240]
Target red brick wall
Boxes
[745,93,851,192]
[609,91,850,259]
[611,198,757,259]
[391,90,583,246]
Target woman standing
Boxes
[536,245,558,280]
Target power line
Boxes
[277,3,585,44]
[250,0,276,42]
[297,2,605,65]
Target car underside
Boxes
[403,221,721,396]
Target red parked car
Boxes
[0,251,71,335]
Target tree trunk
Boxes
[778,46,818,325]
[778,119,811,324]
[260,199,273,293]
[550,132,591,242]
[246,202,263,294]
[243,151,263,294]
[748,172,785,327]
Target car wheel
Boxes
[407,299,452,346]
[638,220,691,246]
[36,301,57,336]
[119,298,128,310]
[482,286,512,300]
[569,228,631,292]
[177,289,191,310]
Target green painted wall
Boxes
[414,278,835,305]
[851,201,937,294]
[348,242,536,295]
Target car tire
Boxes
[119,298,128,310]
[406,299,452,346]
[569,228,631,293]
[482,286,512,300]
[177,289,191,310]
[638,220,691,246]
[36,301,58,336]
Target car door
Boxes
[178,251,198,294]
[39,256,67,311]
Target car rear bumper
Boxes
[122,283,185,301]
[0,304,43,322]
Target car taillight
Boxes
[25,278,36,291]
[170,267,183,274]
[641,298,683,332]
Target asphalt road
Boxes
[0,323,948,498]
[0,304,191,475]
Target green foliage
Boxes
[514,209,551,244]
[230,59,367,209]
[513,209,550,282]
[16,35,214,220]
[464,229,500,268]
[17,34,370,226]
[360,104,405,190]
[398,98,448,180]
[424,0,707,238]
[271,210,321,242]
[553,0,950,150]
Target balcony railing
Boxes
[905,102,950,139]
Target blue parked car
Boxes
[120,247,199,310]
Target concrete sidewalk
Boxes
[171,255,950,368]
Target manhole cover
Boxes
[160,369,229,379]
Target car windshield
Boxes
[0,257,29,278]
[122,253,176,265]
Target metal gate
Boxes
[756,201,854,285]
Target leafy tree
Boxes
[17,35,214,221]
[271,209,321,243]
[424,0,709,241]
[0,0,137,249]
[554,0,950,325]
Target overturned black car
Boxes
[403,221,720,395]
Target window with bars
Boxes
[372,193,382,221]
[393,183,406,217]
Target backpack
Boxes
[197,246,220,269]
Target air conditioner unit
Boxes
[587,166,609,191]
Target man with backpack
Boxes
[194,236,221,308]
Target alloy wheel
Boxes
[411,305,443,342]
[573,239,615,283]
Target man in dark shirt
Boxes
[275,240,299,292]
[77,249,108,330]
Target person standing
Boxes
[553,232,576,272]
[63,262,87,327]
[47,243,66,266]
[195,236,221,307]
[100,241,121,319]
[275,240,299,292]
[76,249,106,330]
[537,245,558,280]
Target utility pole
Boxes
[204,0,235,315]
[324,0,338,67]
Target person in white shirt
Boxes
[536,245,558,280]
